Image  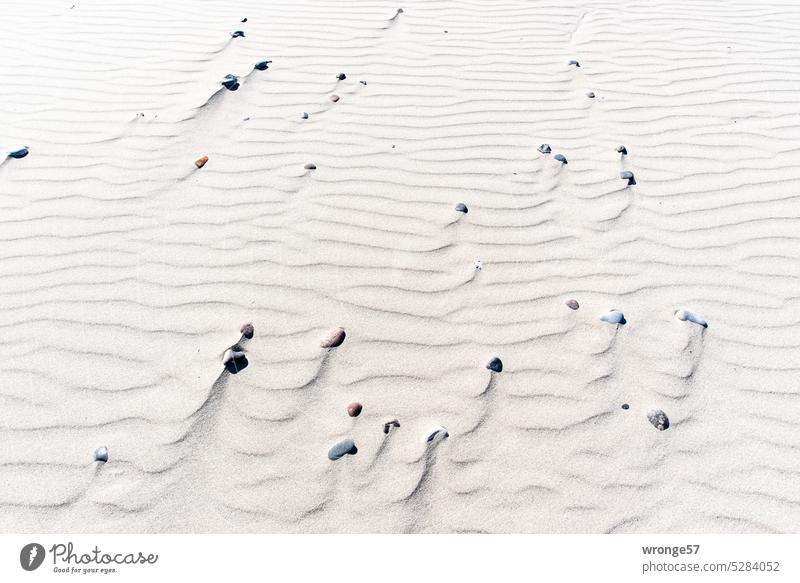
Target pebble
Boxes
[94,446,109,463]
[241,18,247,23]
[320,327,346,348]
[194,155,208,169]
[329,94,340,103]
[617,145,628,155]
[336,73,346,80]
[304,163,317,170]
[486,357,503,373]
[455,202,468,213]
[620,170,636,185]
[222,347,246,364]
[622,403,630,410]
[586,91,595,98]
[473,259,482,270]
[8,147,29,159]
[360,80,367,85]
[347,402,363,417]
[599,309,626,325]
[240,322,254,339]
[383,419,400,434]
[231,30,245,38]
[424,426,449,443]
[554,153,567,164]
[647,409,670,431]
[302,112,309,119]
[538,143,552,154]
[568,60,580,67]
[565,299,579,310]
[328,438,356,460]
[221,74,240,91]
[254,60,272,71]
[675,309,708,328]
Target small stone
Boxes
[675,309,708,328]
[620,170,636,185]
[622,403,630,410]
[254,60,272,71]
[347,402,362,417]
[566,299,579,310]
[94,446,109,463]
[328,438,356,460]
[194,155,208,168]
[568,59,580,67]
[360,80,367,85]
[423,426,449,443]
[8,147,29,159]
[599,309,626,325]
[473,259,482,270]
[617,145,627,155]
[554,153,567,164]
[231,30,245,38]
[304,163,317,170]
[455,202,468,213]
[329,94,340,103]
[538,143,552,154]
[336,73,346,80]
[240,322,254,339]
[486,357,503,373]
[221,74,239,91]
[320,327,346,348]
[222,347,246,365]
[383,419,400,434]
[586,91,595,98]
[647,409,670,431]
[241,17,247,23]
[302,112,309,119]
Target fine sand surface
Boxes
[1,0,799,533]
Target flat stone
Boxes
[304,163,317,170]
[320,327,346,348]
[599,310,626,325]
[8,147,29,159]
[675,309,708,328]
[423,426,449,443]
[647,409,670,431]
[565,299,579,310]
[486,357,503,373]
[568,60,580,67]
[328,438,356,460]
[231,30,245,38]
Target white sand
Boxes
[1,0,799,533]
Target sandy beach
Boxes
[1,0,799,533]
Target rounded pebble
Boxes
[320,327,346,348]
[195,155,208,169]
[675,309,708,328]
[347,402,363,417]
[221,74,240,91]
[586,91,595,98]
[304,163,317,170]
[423,426,449,443]
[329,94,340,102]
[568,59,580,67]
[231,30,245,38]
[8,147,29,159]
[538,143,552,154]
[94,446,109,463]
[554,153,567,164]
[621,403,630,410]
[328,438,356,460]
[302,112,309,119]
[360,80,367,85]
[383,419,400,434]
[455,202,468,213]
[241,17,247,23]
[617,145,628,155]
[222,347,246,365]
[240,322,254,339]
[473,259,482,270]
[486,357,503,373]
[254,60,272,71]
[647,409,670,431]
[599,309,626,325]
[336,73,346,80]
[565,299,579,310]
[620,170,636,185]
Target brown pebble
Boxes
[240,322,254,339]
[304,163,316,170]
[195,155,209,168]
[320,327,346,348]
[566,299,579,310]
[347,402,362,417]
[329,94,340,103]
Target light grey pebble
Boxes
[599,309,626,325]
[538,143,552,154]
[304,163,317,170]
[675,309,708,328]
[568,60,580,67]
[455,202,468,213]
[554,153,567,164]
[566,299,579,310]
[620,170,636,185]
[423,426,449,443]
[94,446,108,463]
[586,91,595,98]
[647,409,670,431]
[617,145,627,155]
[328,438,356,460]
[302,112,309,119]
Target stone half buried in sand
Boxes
[486,357,503,373]
[455,202,468,213]
[568,59,580,67]
[599,309,626,325]
[423,426,449,443]
[254,60,272,71]
[222,347,246,364]
[240,322,254,339]
[617,145,628,155]
[230,30,245,38]
[647,409,670,431]
[320,327,346,348]
[347,402,362,417]
[195,155,208,169]
[538,143,551,154]
[554,153,567,164]
[675,309,708,328]
[620,170,636,185]
[94,446,109,463]
[221,74,239,91]
[328,438,356,461]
